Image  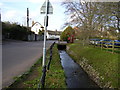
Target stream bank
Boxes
[59,50,100,88]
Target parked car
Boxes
[89,39,101,45]
[95,39,102,45]
[104,40,120,48]
[99,39,112,44]
[104,40,114,48]
[114,40,120,47]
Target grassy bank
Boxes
[67,43,119,88]
[45,45,66,88]
[7,44,66,89]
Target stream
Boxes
[59,50,100,88]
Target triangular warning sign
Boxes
[40,1,53,14]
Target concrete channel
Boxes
[57,44,100,88]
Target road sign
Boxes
[40,0,53,14]
[41,0,53,67]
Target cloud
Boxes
[1,0,66,30]
[28,0,64,3]
[5,10,17,18]
[0,3,3,7]
[28,0,42,3]
[2,10,23,23]
[0,0,62,3]
[1,0,119,3]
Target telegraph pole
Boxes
[0,8,2,90]
[0,11,1,44]
[27,8,29,30]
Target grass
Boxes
[67,43,119,88]
[6,44,66,89]
[102,48,120,54]
[45,44,66,88]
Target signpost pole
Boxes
[42,0,48,67]
[39,0,53,88]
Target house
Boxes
[31,23,41,34]
[31,24,62,40]
[46,30,62,40]
[31,21,62,40]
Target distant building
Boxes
[31,24,62,40]
[31,23,41,34]
[46,30,62,40]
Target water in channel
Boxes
[59,50,100,88]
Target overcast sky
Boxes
[0,0,67,31]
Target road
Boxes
[2,40,55,88]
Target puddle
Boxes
[59,50,100,88]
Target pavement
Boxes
[2,40,55,88]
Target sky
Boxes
[1,0,119,31]
[0,0,67,31]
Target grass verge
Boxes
[6,44,66,89]
[66,43,119,88]
[45,44,66,88]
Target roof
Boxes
[47,30,62,35]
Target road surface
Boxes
[2,40,55,88]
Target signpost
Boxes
[39,0,53,88]
[40,0,53,14]
[40,0,53,67]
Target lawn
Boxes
[67,43,119,88]
[7,44,66,89]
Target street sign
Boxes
[40,0,53,14]
[40,0,53,67]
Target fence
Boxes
[38,42,55,89]
[90,40,120,53]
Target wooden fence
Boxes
[38,42,55,88]
[90,40,120,53]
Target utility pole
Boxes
[27,8,29,30]
[0,12,1,40]
[0,8,2,90]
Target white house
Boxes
[31,23,62,40]
[31,23,41,34]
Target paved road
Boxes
[2,40,55,88]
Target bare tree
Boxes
[62,0,119,39]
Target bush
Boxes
[60,26,75,42]
[2,22,34,40]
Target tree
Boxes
[60,26,75,42]
[2,22,34,40]
[62,1,119,39]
